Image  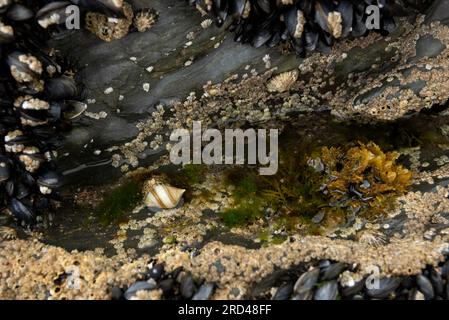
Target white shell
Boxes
[144,179,185,209]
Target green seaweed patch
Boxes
[95,179,143,225]
[258,149,327,218]
[218,204,263,228]
[219,148,327,228]
[181,164,208,185]
[218,171,265,227]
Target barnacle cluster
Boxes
[190,0,430,54]
[85,1,134,42]
[133,8,159,33]
[85,2,158,41]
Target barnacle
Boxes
[266,70,298,93]
[85,1,134,42]
[0,226,17,241]
[133,8,158,33]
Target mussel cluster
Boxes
[190,0,429,54]
[0,0,127,226]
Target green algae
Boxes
[219,173,265,227]
[218,146,326,229]
[95,179,143,225]
[217,140,412,236]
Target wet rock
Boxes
[192,283,215,300]
[415,35,446,60]
[426,0,449,24]
[124,280,157,299]
[416,275,435,300]
[272,283,293,300]
[366,277,401,299]
[314,281,338,300]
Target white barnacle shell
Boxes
[143,179,185,209]
[266,70,298,93]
